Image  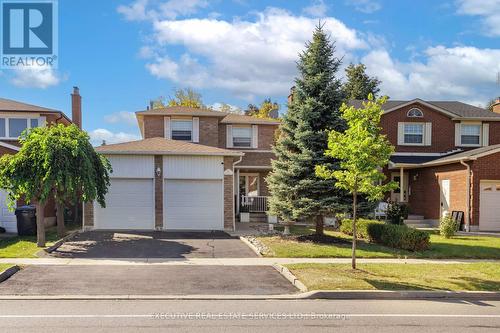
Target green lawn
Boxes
[0,264,14,273]
[286,263,500,291]
[258,226,500,259]
[0,230,59,258]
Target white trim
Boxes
[164,117,171,139]
[400,122,426,146]
[457,122,482,148]
[239,172,261,196]
[0,115,41,140]
[192,117,199,143]
[482,123,489,147]
[424,122,432,146]
[392,152,448,156]
[384,99,458,118]
[226,125,233,148]
[407,108,423,118]
[251,125,258,148]
[235,165,272,169]
[0,141,20,151]
[230,149,273,153]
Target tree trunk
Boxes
[35,202,46,247]
[315,215,324,235]
[56,202,65,238]
[351,191,358,270]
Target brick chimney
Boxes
[493,98,500,114]
[71,86,82,129]
[287,86,295,105]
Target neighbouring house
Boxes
[351,98,500,231]
[0,88,80,233]
[83,106,280,231]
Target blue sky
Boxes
[1,0,499,144]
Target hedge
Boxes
[340,219,384,239]
[367,223,430,251]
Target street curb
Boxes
[0,265,20,283]
[40,230,80,256]
[303,290,500,300]
[272,264,308,292]
[239,236,263,257]
[0,290,498,301]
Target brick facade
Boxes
[470,152,500,227]
[144,116,165,138]
[199,117,219,147]
[154,155,163,229]
[223,157,235,230]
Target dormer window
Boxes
[171,120,192,141]
[407,108,423,118]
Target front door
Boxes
[239,174,259,197]
[390,172,409,202]
[440,179,451,217]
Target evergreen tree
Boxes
[342,63,381,101]
[267,24,349,235]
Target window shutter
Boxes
[252,125,258,148]
[192,117,199,143]
[226,125,233,148]
[455,123,461,147]
[39,116,46,127]
[482,123,489,147]
[397,122,404,145]
[425,123,432,146]
[164,117,171,139]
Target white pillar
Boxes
[400,167,404,202]
[236,169,240,214]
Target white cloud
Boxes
[303,0,328,17]
[456,0,500,37]
[142,8,366,99]
[362,46,500,103]
[10,67,63,88]
[104,111,138,126]
[89,128,141,146]
[117,0,208,21]
[346,0,381,14]
[210,102,242,113]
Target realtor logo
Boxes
[1,0,58,68]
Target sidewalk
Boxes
[1,257,499,266]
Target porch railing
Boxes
[240,196,269,213]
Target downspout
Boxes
[232,155,243,231]
[460,159,471,232]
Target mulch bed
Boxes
[292,234,350,245]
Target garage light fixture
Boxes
[156,167,162,177]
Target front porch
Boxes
[234,168,272,222]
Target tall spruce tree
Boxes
[267,24,349,235]
[342,63,381,101]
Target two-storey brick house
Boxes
[84,107,279,232]
[351,98,500,231]
[0,89,78,233]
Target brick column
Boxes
[83,202,94,230]
[223,156,235,230]
[154,155,163,230]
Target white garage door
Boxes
[0,190,16,233]
[479,181,500,231]
[164,179,223,230]
[94,178,154,230]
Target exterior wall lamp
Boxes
[156,166,162,177]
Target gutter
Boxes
[232,155,244,231]
[460,159,472,232]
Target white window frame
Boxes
[403,123,425,146]
[459,123,482,147]
[170,119,193,142]
[0,116,42,140]
[239,173,260,197]
[407,108,423,118]
[232,125,253,148]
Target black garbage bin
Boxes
[15,205,37,236]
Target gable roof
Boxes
[95,137,243,156]
[348,99,500,120]
[0,97,60,113]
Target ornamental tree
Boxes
[267,24,350,235]
[316,95,397,269]
[0,124,112,246]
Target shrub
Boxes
[367,223,430,251]
[386,201,409,224]
[440,214,459,238]
[340,219,384,239]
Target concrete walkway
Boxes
[1,257,499,266]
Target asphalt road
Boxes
[0,299,499,332]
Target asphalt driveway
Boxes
[0,265,297,295]
[50,231,257,258]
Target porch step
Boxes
[404,218,434,229]
[249,213,268,223]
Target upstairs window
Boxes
[460,124,481,146]
[232,126,252,148]
[407,108,423,118]
[171,120,192,141]
[403,123,424,144]
[0,117,39,139]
